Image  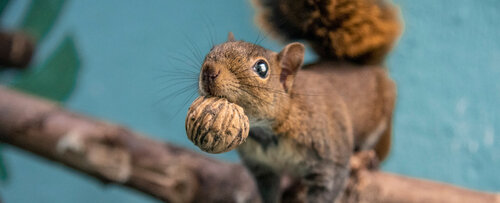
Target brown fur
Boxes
[196,0,401,201]
[252,0,402,64]
[198,39,395,202]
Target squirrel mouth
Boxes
[199,82,238,104]
[201,81,220,97]
[198,68,238,103]
[202,83,214,96]
[200,82,222,98]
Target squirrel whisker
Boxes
[238,83,288,96]
[239,82,325,97]
[182,35,206,65]
[201,14,218,49]
[155,83,198,103]
[238,87,275,107]
[166,54,202,72]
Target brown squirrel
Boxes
[197,0,401,202]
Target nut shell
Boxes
[185,96,250,153]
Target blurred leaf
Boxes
[13,35,80,102]
[20,0,67,42]
[0,145,7,182]
[0,0,10,17]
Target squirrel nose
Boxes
[203,65,220,81]
[202,64,220,91]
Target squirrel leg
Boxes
[374,117,393,161]
[301,162,350,203]
[241,160,282,203]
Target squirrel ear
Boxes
[278,42,305,92]
[227,32,236,42]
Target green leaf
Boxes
[20,0,67,42]
[0,145,7,182]
[0,0,10,17]
[13,35,81,102]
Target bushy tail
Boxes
[252,0,402,65]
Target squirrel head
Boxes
[198,32,305,124]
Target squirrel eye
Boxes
[252,60,269,78]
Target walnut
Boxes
[185,96,250,153]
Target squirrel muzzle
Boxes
[201,63,220,95]
[199,61,240,103]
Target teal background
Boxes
[1,0,499,202]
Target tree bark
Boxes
[344,171,499,203]
[0,86,259,203]
[0,86,498,203]
[340,152,500,203]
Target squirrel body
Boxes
[197,0,401,202]
[237,62,395,202]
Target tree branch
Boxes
[341,152,500,203]
[0,86,498,203]
[0,86,259,203]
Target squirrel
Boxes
[197,0,401,202]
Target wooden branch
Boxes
[0,85,498,203]
[0,32,34,69]
[0,86,259,203]
[341,153,500,203]
[344,171,499,203]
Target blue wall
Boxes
[1,0,499,202]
